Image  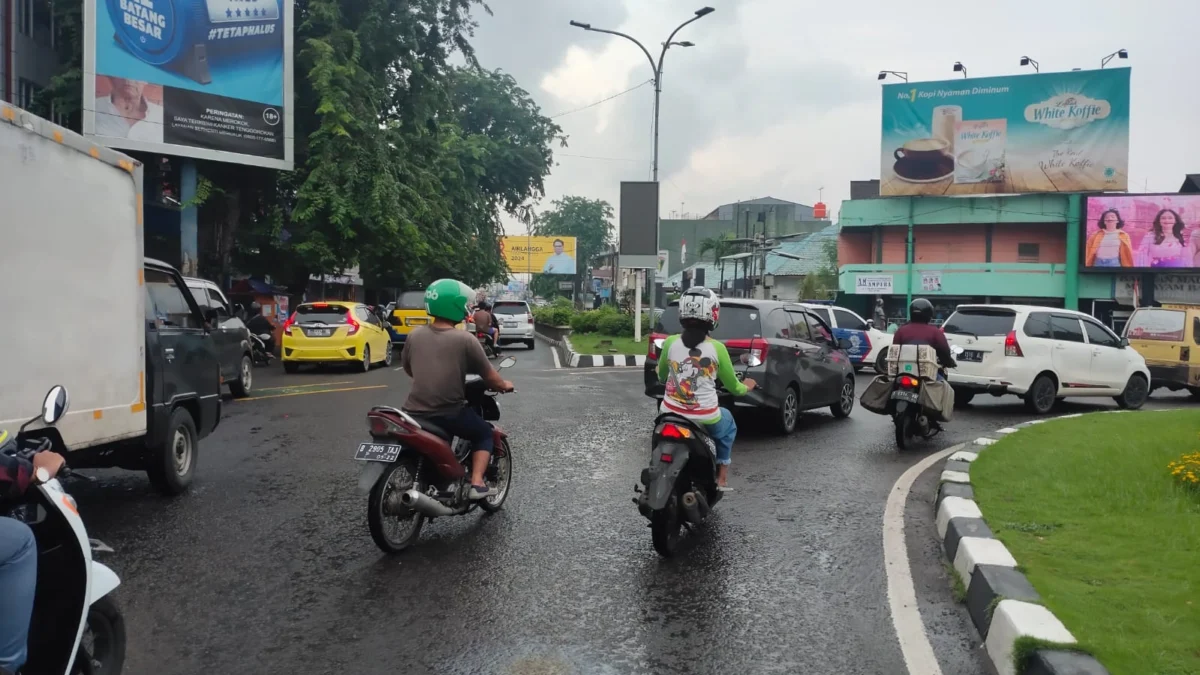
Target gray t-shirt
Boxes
[401,325,492,416]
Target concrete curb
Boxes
[934,413,1116,675]
[535,330,648,369]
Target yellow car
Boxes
[282,301,393,373]
[386,290,434,347]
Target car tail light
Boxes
[282,312,297,336]
[527,314,534,324]
[899,375,920,389]
[1004,330,1023,357]
[648,332,666,358]
[725,338,768,367]
[346,312,361,336]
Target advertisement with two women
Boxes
[1084,195,1200,270]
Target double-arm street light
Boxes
[569,7,715,339]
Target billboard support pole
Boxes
[905,198,914,317]
[634,270,643,343]
[180,159,199,277]
[1064,193,1081,310]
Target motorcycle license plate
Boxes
[890,390,920,403]
[354,442,402,463]
[305,328,332,337]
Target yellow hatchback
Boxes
[282,301,393,373]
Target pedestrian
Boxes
[873,297,887,328]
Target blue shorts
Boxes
[703,407,737,465]
[424,407,494,454]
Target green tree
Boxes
[797,240,840,301]
[528,196,615,298]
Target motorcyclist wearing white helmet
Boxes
[656,287,757,490]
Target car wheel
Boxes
[283,361,299,374]
[1189,386,1200,401]
[361,345,371,372]
[875,349,888,374]
[1115,374,1149,410]
[526,339,536,350]
[1024,374,1057,414]
[776,385,799,435]
[831,378,855,418]
[383,342,394,367]
[953,389,975,408]
[229,354,252,398]
[147,407,197,496]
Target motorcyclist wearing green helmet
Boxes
[399,279,514,499]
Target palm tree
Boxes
[698,233,737,292]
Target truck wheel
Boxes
[229,354,252,398]
[147,408,197,496]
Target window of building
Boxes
[1017,243,1040,263]
[16,0,32,36]
[16,79,40,111]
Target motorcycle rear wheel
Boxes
[651,499,683,558]
[367,456,426,553]
[894,414,912,451]
[74,595,126,675]
[479,441,513,513]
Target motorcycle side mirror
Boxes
[42,385,69,425]
[950,345,965,356]
[739,353,763,368]
[498,357,517,369]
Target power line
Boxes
[549,80,654,119]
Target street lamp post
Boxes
[570,7,714,341]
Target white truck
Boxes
[0,103,222,494]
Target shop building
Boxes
[835,193,1125,327]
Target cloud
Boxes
[469,0,1200,235]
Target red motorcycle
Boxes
[355,358,516,553]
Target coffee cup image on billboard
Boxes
[542,239,576,274]
[93,76,164,142]
[892,138,953,183]
[107,0,283,85]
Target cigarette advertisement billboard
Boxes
[83,0,294,169]
[1083,194,1200,271]
[500,236,578,275]
[880,69,1129,196]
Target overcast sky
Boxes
[468,0,1200,234]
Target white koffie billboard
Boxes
[83,0,294,169]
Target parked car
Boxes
[800,303,893,372]
[282,301,393,373]
[1122,304,1200,398]
[645,299,857,434]
[941,304,1151,414]
[185,277,254,397]
[493,300,536,350]
[385,291,432,348]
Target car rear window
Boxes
[1125,308,1186,341]
[493,303,529,315]
[655,304,763,340]
[295,304,349,324]
[943,308,1016,337]
[395,291,426,310]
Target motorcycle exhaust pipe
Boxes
[681,491,704,524]
[399,489,457,518]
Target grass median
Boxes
[568,333,648,356]
[971,410,1200,675]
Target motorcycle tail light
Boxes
[368,414,409,437]
[900,376,919,388]
[659,453,674,463]
[660,423,692,439]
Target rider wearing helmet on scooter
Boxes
[0,434,66,675]
[400,279,514,500]
[656,287,757,490]
[892,298,957,376]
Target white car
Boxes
[799,304,893,372]
[492,300,536,350]
[941,304,1150,414]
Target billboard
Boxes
[83,0,294,169]
[620,181,659,269]
[500,236,577,275]
[1083,194,1200,270]
[881,69,1129,196]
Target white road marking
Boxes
[883,443,961,675]
[551,345,561,369]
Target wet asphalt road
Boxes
[67,346,1191,675]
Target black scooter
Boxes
[634,414,724,557]
[890,345,961,450]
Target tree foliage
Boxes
[527,196,614,299]
[35,0,563,292]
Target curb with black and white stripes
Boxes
[535,330,647,368]
[937,414,1112,675]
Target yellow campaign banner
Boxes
[500,236,578,275]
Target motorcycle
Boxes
[890,345,963,450]
[3,386,125,675]
[250,333,274,366]
[635,354,759,557]
[355,357,517,553]
[466,322,500,360]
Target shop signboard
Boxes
[880,69,1129,196]
[920,271,943,292]
[855,274,893,295]
[83,0,294,169]
[656,250,669,283]
[1116,274,1200,305]
[500,236,578,275]
[1083,194,1200,271]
